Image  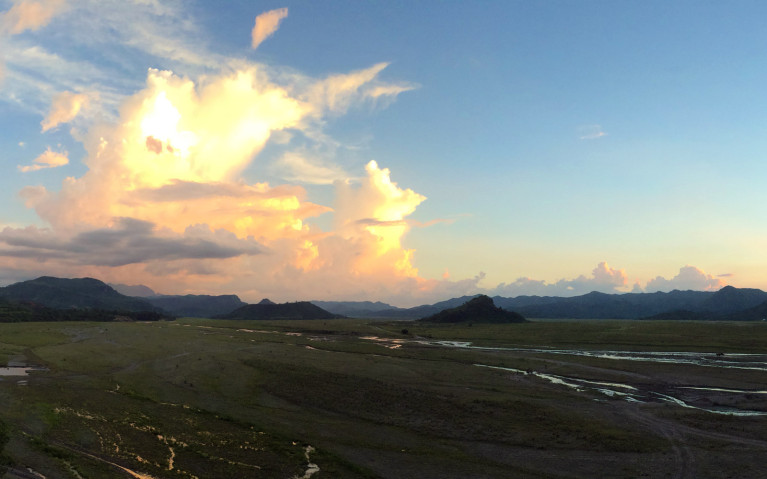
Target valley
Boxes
[0,319,765,478]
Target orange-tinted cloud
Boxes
[4,53,432,305]
[251,8,288,50]
[41,90,90,131]
[18,147,68,172]
[0,0,65,35]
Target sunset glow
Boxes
[1,1,764,305]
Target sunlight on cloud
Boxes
[18,147,68,172]
[251,7,288,50]
[335,161,426,277]
[5,19,429,303]
[41,90,90,131]
[0,0,65,35]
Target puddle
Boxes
[0,367,34,376]
[0,366,46,377]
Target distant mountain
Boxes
[311,300,403,317]
[218,301,344,320]
[419,295,527,324]
[0,296,165,322]
[698,286,767,314]
[0,277,158,312]
[110,283,157,297]
[721,300,767,321]
[144,294,246,318]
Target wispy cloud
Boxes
[578,124,607,140]
[18,147,68,172]
[251,7,288,50]
[0,0,66,35]
[40,90,90,131]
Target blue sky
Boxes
[1,0,766,305]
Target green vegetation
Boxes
[0,297,166,323]
[0,318,764,478]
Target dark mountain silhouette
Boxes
[218,301,343,320]
[721,300,767,321]
[0,277,158,312]
[698,286,767,314]
[258,298,276,305]
[419,295,527,324]
[0,296,165,323]
[311,300,400,317]
[144,294,246,318]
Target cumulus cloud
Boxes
[41,90,90,131]
[18,147,68,172]
[8,39,427,304]
[251,7,288,50]
[0,0,65,35]
[335,160,426,277]
[644,265,725,292]
[491,262,628,297]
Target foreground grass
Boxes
[0,318,764,478]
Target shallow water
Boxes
[475,364,767,417]
[0,367,34,376]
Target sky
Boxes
[1,0,766,306]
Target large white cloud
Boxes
[644,265,725,292]
[491,262,628,297]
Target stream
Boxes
[358,336,767,417]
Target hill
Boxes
[144,294,246,318]
[218,301,344,320]
[0,297,165,322]
[419,295,527,323]
[0,277,158,312]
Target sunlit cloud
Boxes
[0,0,66,35]
[491,262,628,297]
[18,147,68,172]
[41,90,90,131]
[251,7,288,50]
[644,265,725,292]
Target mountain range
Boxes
[311,286,767,320]
[2,276,767,321]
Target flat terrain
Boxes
[0,318,766,478]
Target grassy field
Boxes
[0,318,765,478]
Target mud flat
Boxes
[0,318,765,478]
